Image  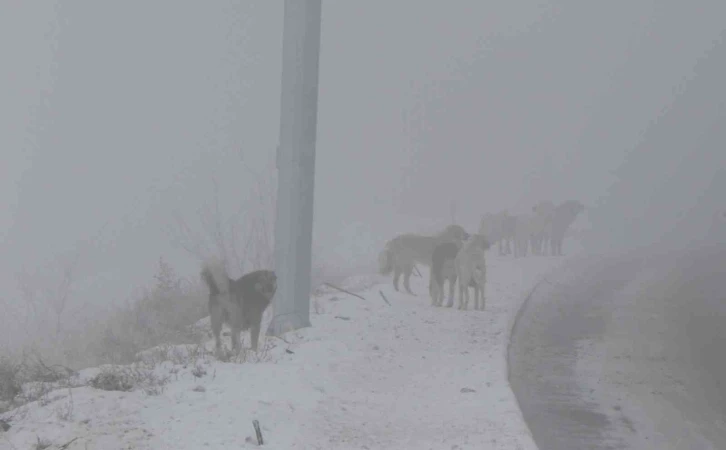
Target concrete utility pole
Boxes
[267,0,322,336]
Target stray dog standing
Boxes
[479,210,513,256]
[201,259,278,354]
[454,234,490,310]
[530,201,557,256]
[378,224,470,295]
[429,241,462,307]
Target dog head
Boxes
[556,199,585,218]
[566,200,586,215]
[378,248,392,275]
[533,201,557,221]
[253,270,278,300]
[472,233,491,250]
[443,224,470,241]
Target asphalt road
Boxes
[508,244,726,450]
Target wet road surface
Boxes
[508,245,726,450]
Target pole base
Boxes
[266,312,312,337]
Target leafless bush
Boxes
[1,256,211,393]
[0,356,21,405]
[88,370,135,392]
[0,350,85,414]
[54,387,74,422]
[213,335,275,365]
[135,343,211,367]
[34,436,52,450]
[84,258,208,366]
[191,364,207,378]
[16,251,79,343]
[89,363,170,395]
[170,166,277,279]
[2,159,334,390]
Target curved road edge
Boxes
[507,247,726,450]
[504,257,588,449]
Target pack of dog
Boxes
[482,200,585,258]
[378,224,469,295]
[429,234,490,310]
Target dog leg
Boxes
[446,278,457,308]
[439,281,446,307]
[210,303,224,357]
[393,268,402,291]
[230,326,243,354]
[457,280,465,310]
[430,278,438,306]
[447,275,456,308]
[439,280,446,306]
[250,321,262,352]
[403,265,415,295]
[438,279,445,306]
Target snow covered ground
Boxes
[1,254,568,450]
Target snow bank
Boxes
[1,255,562,450]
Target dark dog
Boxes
[429,241,461,307]
[201,260,277,354]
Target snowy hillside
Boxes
[1,254,568,450]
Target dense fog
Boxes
[2,0,724,344]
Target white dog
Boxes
[454,234,490,310]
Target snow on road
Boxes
[2,255,565,450]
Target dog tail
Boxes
[200,257,229,295]
[378,244,394,276]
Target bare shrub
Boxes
[0,351,86,414]
[34,436,52,450]
[170,168,277,279]
[54,387,74,422]
[2,160,330,387]
[19,351,75,384]
[16,250,79,343]
[88,370,134,392]
[135,343,211,367]
[85,258,208,366]
[191,364,207,378]
[0,356,21,404]
[89,364,169,395]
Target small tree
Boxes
[16,250,79,340]
[153,257,181,299]
[169,158,277,277]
